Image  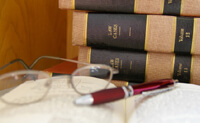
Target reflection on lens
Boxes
[71,65,112,94]
[0,70,51,105]
[72,76,110,94]
[90,68,111,80]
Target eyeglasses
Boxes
[0,56,119,105]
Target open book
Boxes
[0,76,200,123]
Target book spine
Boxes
[59,0,200,17]
[78,46,200,85]
[73,12,200,55]
[111,80,129,87]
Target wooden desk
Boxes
[45,60,77,75]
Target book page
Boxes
[126,83,200,123]
[0,76,125,123]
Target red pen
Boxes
[74,79,178,105]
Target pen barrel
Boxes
[91,87,125,105]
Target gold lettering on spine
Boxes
[177,63,182,76]
[130,61,132,70]
[87,47,91,63]
[171,17,176,52]
[110,58,120,69]
[144,15,149,51]
[176,62,190,77]
[110,59,114,68]
[185,32,190,38]
[108,24,119,39]
[119,26,121,36]
[191,19,196,54]
[172,54,175,78]
[129,27,132,36]
[179,28,184,42]
[180,0,184,15]
[72,0,75,9]
[168,0,173,4]
[114,58,120,69]
[108,26,112,36]
[190,56,194,83]
[84,13,88,46]
[161,0,165,14]
[145,53,149,82]
[120,60,123,69]
[184,67,188,73]
[113,24,118,39]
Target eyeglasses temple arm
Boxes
[29,56,91,69]
[0,59,30,71]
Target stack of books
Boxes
[59,0,200,86]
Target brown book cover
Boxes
[78,46,200,85]
[59,0,200,17]
[72,11,200,55]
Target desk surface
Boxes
[45,61,77,74]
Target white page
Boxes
[0,76,125,123]
[126,83,200,123]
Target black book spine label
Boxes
[87,13,147,51]
[90,48,147,82]
[173,54,191,83]
[174,17,194,54]
[75,0,135,13]
[163,0,182,15]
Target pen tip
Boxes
[74,94,94,105]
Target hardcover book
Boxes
[78,46,200,85]
[59,0,200,17]
[72,11,200,55]
[0,76,200,123]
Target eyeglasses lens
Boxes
[72,66,111,94]
[0,71,51,104]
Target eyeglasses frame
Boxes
[0,56,119,104]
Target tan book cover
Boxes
[72,11,200,55]
[59,0,200,17]
[78,46,200,85]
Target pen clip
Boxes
[141,85,176,96]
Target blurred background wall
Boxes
[0,0,78,72]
